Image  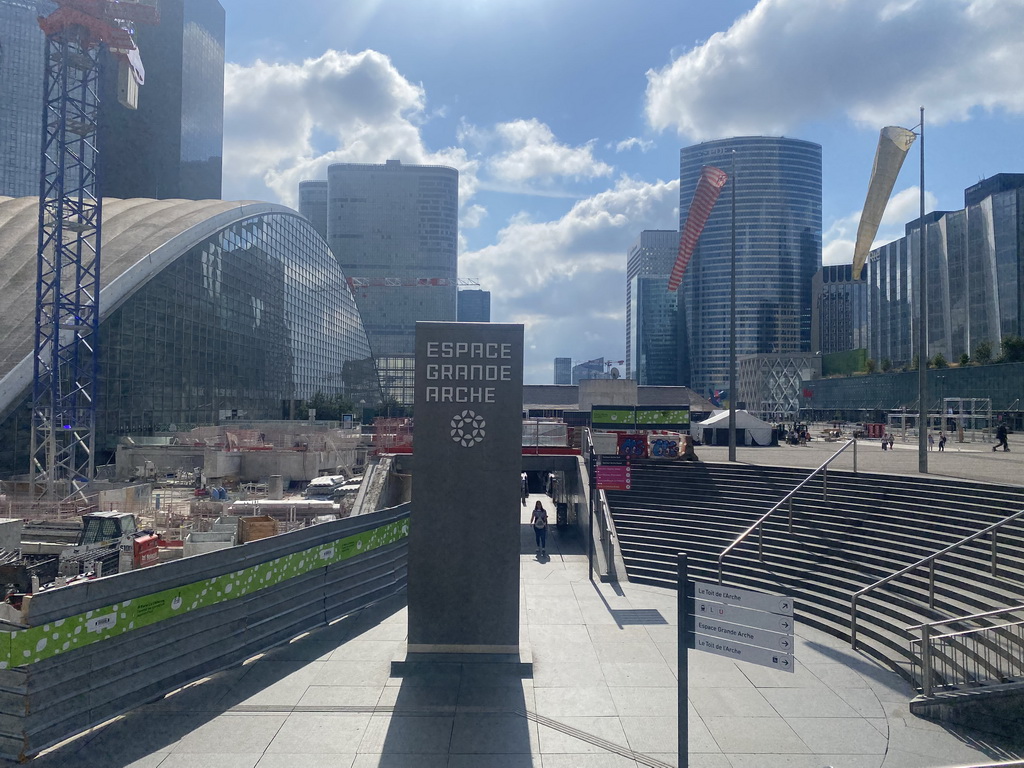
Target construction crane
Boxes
[31,0,158,501]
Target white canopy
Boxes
[692,410,774,446]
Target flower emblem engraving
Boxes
[450,410,486,447]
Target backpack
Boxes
[533,510,547,529]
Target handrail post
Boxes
[850,595,858,649]
[921,624,934,696]
[788,497,793,533]
[853,438,858,473]
[928,560,935,610]
[758,523,763,561]
[991,530,998,577]
[822,466,828,501]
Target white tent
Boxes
[692,410,774,446]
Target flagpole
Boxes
[729,150,737,462]
[918,106,928,474]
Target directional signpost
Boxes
[678,555,796,768]
[594,464,631,490]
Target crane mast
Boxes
[31,0,157,501]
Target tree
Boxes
[974,340,993,365]
[865,358,877,374]
[910,354,919,371]
[930,353,948,369]
[881,358,892,372]
[958,353,970,367]
[999,334,1024,363]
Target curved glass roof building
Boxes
[680,137,821,398]
[0,197,375,474]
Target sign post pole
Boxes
[677,553,690,768]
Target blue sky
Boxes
[218,0,1024,384]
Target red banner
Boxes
[668,165,728,291]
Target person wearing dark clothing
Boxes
[531,500,548,555]
[938,432,946,451]
[994,425,1010,452]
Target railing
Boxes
[582,429,619,581]
[717,439,858,583]
[907,605,1024,696]
[850,507,1024,649]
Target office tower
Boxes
[553,357,572,385]
[867,174,1024,366]
[626,230,685,384]
[572,358,609,385]
[0,0,53,198]
[680,137,821,397]
[457,289,490,322]
[98,0,225,200]
[298,180,329,240]
[0,0,224,201]
[812,264,868,355]
[324,160,459,404]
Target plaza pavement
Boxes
[21,448,1024,767]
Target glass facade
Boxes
[323,160,459,404]
[812,264,868,355]
[98,0,225,200]
[625,230,679,382]
[553,357,571,385]
[630,276,684,386]
[867,175,1024,366]
[0,0,53,198]
[0,201,375,473]
[298,180,329,240]
[680,137,821,398]
[457,289,490,322]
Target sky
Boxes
[217,0,1024,385]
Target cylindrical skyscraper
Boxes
[680,137,821,398]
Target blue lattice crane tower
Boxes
[31,0,157,500]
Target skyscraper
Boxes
[553,357,572,385]
[457,289,490,322]
[680,137,821,397]
[0,0,53,198]
[98,0,225,200]
[626,230,684,384]
[322,159,459,404]
[298,180,329,240]
[0,0,225,201]
[812,264,868,355]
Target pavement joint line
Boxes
[227,703,676,767]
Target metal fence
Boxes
[0,503,409,762]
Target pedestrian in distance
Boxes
[928,433,935,451]
[521,471,528,506]
[888,434,895,450]
[938,432,946,452]
[994,424,1010,452]
[531,500,548,555]
[881,434,888,451]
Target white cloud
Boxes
[614,137,655,153]
[645,0,1024,139]
[460,176,679,382]
[223,49,479,209]
[823,185,940,265]
[460,119,614,187]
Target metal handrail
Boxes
[850,507,1024,648]
[907,604,1024,696]
[717,438,858,583]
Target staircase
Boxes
[605,459,1024,683]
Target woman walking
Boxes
[531,500,549,556]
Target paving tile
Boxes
[350,755,447,768]
[257,756,355,768]
[786,717,888,754]
[450,712,538,753]
[688,685,777,718]
[649,753,733,768]
[540,754,639,767]
[158,755,263,768]
[600,661,677,687]
[531,660,606,687]
[264,640,339,662]
[329,639,404,661]
[297,685,384,708]
[728,756,882,768]
[801,661,873,688]
[172,713,287,754]
[312,660,394,687]
[703,716,810,754]
[534,686,618,717]
[457,683,533,713]
[535,715,629,754]
[356,713,454,753]
[592,641,667,664]
[378,683,459,712]
[264,713,372,754]
[829,687,886,718]
[737,662,827,689]
[618,714,677,753]
[759,686,861,718]
[608,685,677,717]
